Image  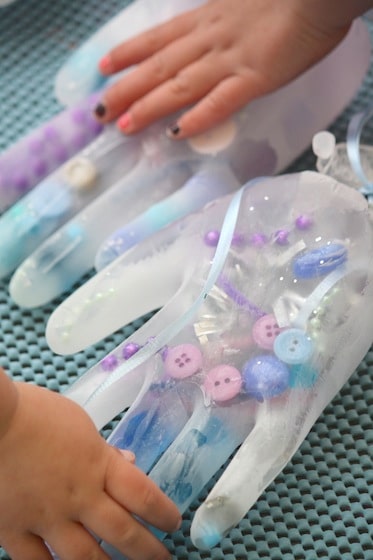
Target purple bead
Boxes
[12,173,29,192]
[250,232,268,248]
[87,118,104,135]
[204,230,220,247]
[43,125,59,141]
[31,158,48,178]
[71,130,85,150]
[122,342,141,360]
[101,354,119,372]
[295,214,313,230]
[28,137,44,155]
[51,144,68,163]
[71,108,86,125]
[231,232,245,247]
[274,229,290,245]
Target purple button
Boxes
[242,355,290,400]
[164,343,203,379]
[252,314,283,350]
[203,365,242,402]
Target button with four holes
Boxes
[274,328,314,364]
[203,365,242,402]
[164,343,203,379]
[252,314,283,350]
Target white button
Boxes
[188,119,237,155]
[63,157,97,191]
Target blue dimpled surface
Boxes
[292,243,348,279]
[242,355,290,400]
[0,2,372,560]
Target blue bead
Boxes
[274,328,314,365]
[242,355,290,400]
[292,243,347,278]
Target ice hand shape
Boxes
[55,0,206,106]
[49,171,373,554]
[0,93,103,212]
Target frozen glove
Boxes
[52,171,373,555]
[0,93,102,212]
[55,0,206,106]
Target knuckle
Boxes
[116,524,139,549]
[204,90,230,114]
[168,73,191,99]
[143,27,163,53]
[148,51,169,81]
[71,543,105,560]
[141,484,158,510]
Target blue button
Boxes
[274,329,314,365]
[293,243,347,279]
[242,355,290,401]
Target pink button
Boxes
[203,365,242,403]
[252,314,283,350]
[164,343,203,379]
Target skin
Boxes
[0,370,180,560]
[95,0,373,138]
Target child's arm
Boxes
[0,368,180,560]
[94,0,373,138]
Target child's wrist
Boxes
[297,0,373,30]
[0,369,20,439]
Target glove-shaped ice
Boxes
[0,93,102,212]
[0,125,143,280]
[55,0,205,106]
[55,171,373,555]
[10,163,239,307]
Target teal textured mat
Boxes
[0,1,372,559]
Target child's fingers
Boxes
[96,31,211,122]
[1,533,53,560]
[111,52,232,133]
[105,449,181,534]
[100,10,197,75]
[168,71,265,138]
[82,495,172,560]
[45,522,109,560]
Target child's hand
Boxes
[94,0,351,138]
[0,382,180,560]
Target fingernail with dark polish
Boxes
[94,102,106,118]
[166,123,181,137]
